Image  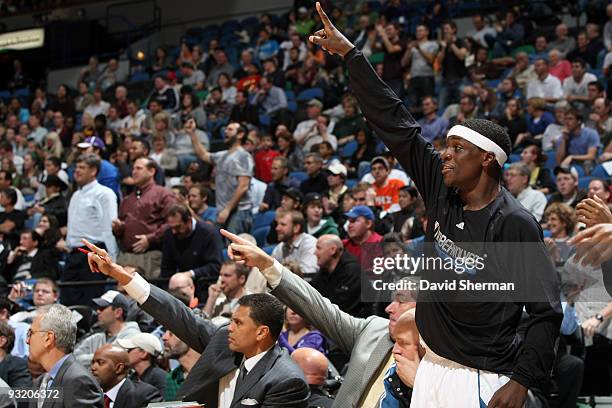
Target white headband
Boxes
[446,125,508,167]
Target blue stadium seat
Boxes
[544,151,557,172]
[578,176,594,190]
[252,226,271,247]
[290,171,308,182]
[287,101,298,113]
[572,164,586,178]
[263,245,276,255]
[346,179,358,189]
[542,229,552,238]
[296,87,324,102]
[0,90,10,102]
[13,88,29,99]
[259,114,271,127]
[253,210,276,230]
[508,154,521,163]
[340,140,358,158]
[222,248,229,260]
[591,164,610,178]
[129,71,150,83]
[285,90,296,101]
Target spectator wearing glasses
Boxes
[117,333,167,394]
[27,304,104,407]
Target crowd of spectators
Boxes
[0,0,610,406]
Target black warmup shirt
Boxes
[345,48,562,389]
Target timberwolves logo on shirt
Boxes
[432,221,486,275]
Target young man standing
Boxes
[308,4,562,408]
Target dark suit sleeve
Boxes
[260,377,310,408]
[140,285,217,354]
[160,229,176,277]
[65,366,104,407]
[6,356,31,388]
[191,224,223,282]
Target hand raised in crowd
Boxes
[308,2,355,57]
[184,117,197,134]
[220,229,274,272]
[568,223,612,267]
[82,239,134,286]
[8,281,28,302]
[575,196,612,228]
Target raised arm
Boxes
[186,118,211,163]
[309,2,444,207]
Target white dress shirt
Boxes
[516,186,548,222]
[218,348,271,408]
[105,378,127,408]
[526,74,563,100]
[67,179,118,259]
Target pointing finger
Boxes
[316,2,333,30]
[220,229,251,245]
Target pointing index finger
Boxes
[220,229,251,245]
[316,2,333,29]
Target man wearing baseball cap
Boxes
[549,165,587,208]
[117,333,167,395]
[73,290,141,365]
[342,205,383,263]
[325,163,349,217]
[72,136,121,198]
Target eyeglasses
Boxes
[27,329,51,339]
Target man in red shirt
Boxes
[370,156,405,213]
[254,134,280,183]
[342,205,383,267]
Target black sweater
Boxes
[345,48,562,390]
[161,221,223,284]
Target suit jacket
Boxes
[140,285,309,407]
[271,266,394,408]
[113,378,162,408]
[29,354,103,408]
[0,354,31,388]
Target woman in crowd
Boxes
[303,193,339,238]
[151,47,172,74]
[217,73,237,105]
[334,96,366,147]
[36,213,62,250]
[278,307,327,355]
[345,127,377,179]
[178,91,207,130]
[520,142,555,194]
[543,202,576,265]
[276,126,304,172]
[18,152,41,198]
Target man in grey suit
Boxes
[27,304,103,408]
[83,239,310,408]
[220,229,417,408]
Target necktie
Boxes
[104,394,112,408]
[37,373,51,408]
[235,363,249,391]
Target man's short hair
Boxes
[238,294,285,340]
[588,80,604,92]
[0,321,15,353]
[272,156,289,169]
[38,304,77,353]
[223,260,250,281]
[1,188,17,206]
[508,163,531,179]
[0,297,17,316]
[276,209,306,234]
[35,278,59,295]
[45,156,61,168]
[565,109,583,122]
[304,152,323,163]
[442,20,457,31]
[76,153,101,176]
[21,229,42,245]
[571,57,587,68]
[133,138,151,155]
[167,203,192,223]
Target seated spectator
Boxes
[300,153,329,195]
[177,91,206,130]
[119,138,166,191]
[73,290,141,365]
[303,193,339,238]
[312,234,367,317]
[291,348,334,408]
[6,229,59,281]
[117,333,167,397]
[276,126,305,172]
[206,49,234,87]
[119,100,146,138]
[563,58,598,111]
[586,178,611,209]
[498,98,527,146]
[504,163,548,221]
[149,75,179,112]
[567,32,597,68]
[526,58,563,104]
[27,175,68,227]
[27,304,104,406]
[417,96,448,143]
[515,97,554,148]
[486,10,524,57]
[476,87,503,121]
[0,188,26,248]
[0,320,31,388]
[323,163,349,220]
[168,272,201,309]
[550,23,575,57]
[151,111,176,148]
[0,297,28,358]
[555,110,599,170]
[543,203,575,264]
[150,133,179,175]
[343,205,383,263]
[90,344,162,407]
[84,88,110,119]
[261,58,285,89]
[271,209,318,278]
[297,114,338,153]
[448,95,478,127]
[9,278,59,323]
[370,156,405,213]
[0,169,25,211]
[254,134,280,183]
[346,127,377,178]
[180,61,205,91]
[256,28,280,61]
[529,35,550,63]
[542,100,570,152]
[334,96,366,146]
[519,142,555,194]
[260,157,300,212]
[230,90,260,127]
[161,204,223,298]
[548,49,572,83]
[549,166,587,208]
[27,114,47,146]
[389,185,420,233]
[161,329,201,401]
[188,185,217,224]
[205,88,232,132]
[586,97,612,146]
[279,307,326,354]
[98,58,125,91]
[202,261,251,323]
[318,141,338,168]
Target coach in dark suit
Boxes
[83,240,310,408]
[90,344,162,408]
[28,304,103,408]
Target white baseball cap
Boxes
[117,333,162,356]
